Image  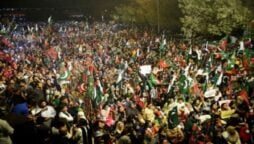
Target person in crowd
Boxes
[0,118,14,144]
[0,18,253,144]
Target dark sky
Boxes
[1,0,91,8]
[0,0,125,21]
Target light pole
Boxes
[156,0,160,33]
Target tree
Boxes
[178,0,250,37]
[241,0,254,19]
[112,0,181,31]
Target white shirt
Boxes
[41,106,56,118]
[59,111,74,122]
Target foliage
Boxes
[241,0,254,19]
[178,0,251,37]
[112,0,181,31]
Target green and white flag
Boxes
[148,74,159,89]
[227,50,236,69]
[35,24,38,32]
[167,74,177,93]
[216,72,223,86]
[239,41,245,51]
[159,39,166,52]
[48,16,52,25]
[168,106,179,129]
[86,73,94,98]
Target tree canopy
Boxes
[112,0,181,32]
[178,0,251,37]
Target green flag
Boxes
[86,74,94,99]
[227,50,236,70]
[48,16,52,25]
[93,87,101,108]
[178,74,189,96]
[58,70,70,81]
[220,50,229,60]
[159,39,166,52]
[147,74,158,89]
[244,49,254,61]
[168,106,179,129]
[94,80,103,107]
[243,49,254,68]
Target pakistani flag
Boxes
[227,50,236,70]
[147,74,158,89]
[86,73,94,99]
[94,79,103,107]
[48,16,52,25]
[186,45,192,63]
[216,72,223,86]
[168,106,179,129]
[159,39,166,52]
[243,49,254,68]
[178,74,189,96]
[220,50,230,60]
[57,62,71,86]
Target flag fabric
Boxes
[168,106,179,129]
[48,16,52,24]
[220,50,230,60]
[243,49,254,68]
[1,37,14,48]
[94,79,103,107]
[167,74,177,93]
[116,70,124,84]
[191,83,204,98]
[46,47,58,60]
[186,45,193,63]
[207,55,213,68]
[239,89,249,105]
[78,83,86,93]
[159,39,166,52]
[86,74,94,99]
[35,24,38,32]
[148,74,159,89]
[227,50,236,70]
[58,70,70,81]
[105,109,115,127]
[216,72,223,86]
[158,59,169,69]
[57,61,71,86]
[178,74,189,96]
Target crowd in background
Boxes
[0,20,254,144]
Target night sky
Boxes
[0,0,124,20]
[1,0,90,8]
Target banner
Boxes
[140,65,152,75]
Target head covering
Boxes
[94,130,104,137]
[116,121,124,134]
[226,126,236,135]
[116,135,131,144]
[77,111,86,120]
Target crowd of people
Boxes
[0,19,254,144]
